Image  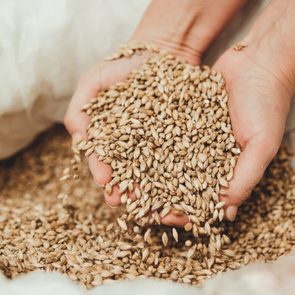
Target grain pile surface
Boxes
[73,46,240,253]
[0,126,294,288]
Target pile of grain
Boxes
[0,126,294,288]
[72,45,240,253]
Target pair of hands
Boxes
[64,1,295,226]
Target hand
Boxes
[64,50,198,226]
[213,0,295,221]
[64,0,246,226]
[213,26,295,221]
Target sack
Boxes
[0,0,148,158]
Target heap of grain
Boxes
[73,44,240,251]
[0,127,294,288]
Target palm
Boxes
[213,49,291,210]
[66,53,189,226]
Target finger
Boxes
[104,182,139,207]
[88,154,112,185]
[104,185,121,208]
[64,64,105,139]
[161,210,189,227]
[135,210,189,227]
[89,151,139,201]
[220,137,278,221]
[128,183,139,201]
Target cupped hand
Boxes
[64,48,201,227]
[64,0,247,227]
[213,44,294,221]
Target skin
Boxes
[64,0,295,226]
[215,0,295,219]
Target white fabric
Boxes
[0,0,149,158]
[0,254,294,295]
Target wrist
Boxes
[243,0,295,94]
[131,0,245,64]
[131,30,203,65]
[131,0,206,65]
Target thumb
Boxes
[221,136,278,221]
[64,55,149,141]
[64,64,105,142]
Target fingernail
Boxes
[72,132,83,146]
[105,202,118,209]
[104,194,119,208]
[225,205,238,221]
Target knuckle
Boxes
[239,185,253,202]
[228,184,253,206]
[255,135,280,166]
[258,137,277,157]
[267,143,279,160]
